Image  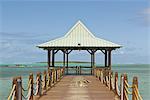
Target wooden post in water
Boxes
[29,73,33,100]
[132,77,138,100]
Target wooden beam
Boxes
[87,50,92,54]
[54,50,59,54]
[67,50,72,54]
[100,50,105,54]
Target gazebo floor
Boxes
[38,75,119,100]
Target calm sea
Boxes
[0,63,149,100]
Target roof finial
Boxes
[77,20,82,24]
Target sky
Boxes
[0,0,149,64]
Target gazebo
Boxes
[37,21,121,74]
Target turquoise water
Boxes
[0,64,149,100]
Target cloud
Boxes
[140,8,150,24]
[135,7,150,26]
[0,32,47,63]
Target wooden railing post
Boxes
[101,69,104,83]
[105,70,109,86]
[16,77,22,100]
[53,69,55,83]
[98,69,101,81]
[95,68,97,77]
[58,68,60,80]
[57,68,59,80]
[109,71,112,90]
[37,72,42,96]
[48,69,51,87]
[50,69,53,85]
[132,77,138,100]
[63,67,65,76]
[29,73,33,100]
[124,74,128,100]
[43,70,47,90]
[115,72,118,94]
[76,66,78,75]
[12,78,17,100]
[56,69,58,82]
[59,68,61,80]
[120,74,124,100]
[80,66,81,75]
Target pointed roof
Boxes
[37,21,121,49]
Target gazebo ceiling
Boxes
[37,20,121,49]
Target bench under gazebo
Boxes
[37,21,121,75]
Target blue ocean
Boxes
[0,63,149,100]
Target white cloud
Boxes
[136,7,150,26]
[141,8,150,22]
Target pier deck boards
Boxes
[39,75,117,100]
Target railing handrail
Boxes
[7,84,16,100]
[7,67,65,100]
[94,68,143,100]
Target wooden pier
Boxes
[7,67,143,100]
[39,75,117,100]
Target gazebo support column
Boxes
[63,51,66,67]
[65,50,72,75]
[52,50,55,67]
[108,50,112,70]
[66,52,69,74]
[47,50,51,69]
[105,50,107,67]
[91,53,93,74]
[93,53,95,67]
[87,50,96,75]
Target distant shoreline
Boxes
[37,61,91,64]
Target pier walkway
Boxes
[39,75,117,100]
[8,68,143,100]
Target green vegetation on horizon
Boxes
[37,61,91,64]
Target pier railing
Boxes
[94,68,143,100]
[7,67,65,100]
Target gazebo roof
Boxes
[37,21,121,49]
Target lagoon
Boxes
[0,64,149,100]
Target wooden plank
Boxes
[38,76,118,100]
